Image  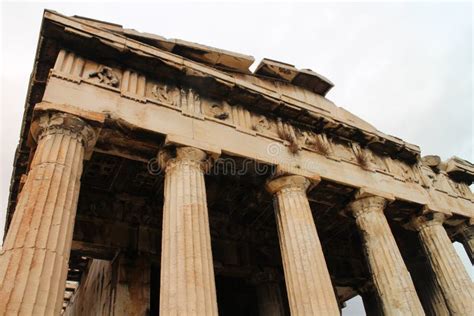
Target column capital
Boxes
[158,146,212,172]
[349,194,387,219]
[265,174,311,194]
[31,111,96,152]
[348,188,394,219]
[265,166,320,194]
[410,212,446,232]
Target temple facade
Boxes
[0,10,473,315]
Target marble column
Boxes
[349,194,424,316]
[266,174,339,315]
[456,223,474,265]
[158,146,218,316]
[412,213,474,315]
[252,270,286,316]
[0,112,95,315]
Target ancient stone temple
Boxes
[1,10,473,315]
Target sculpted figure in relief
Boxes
[432,172,458,196]
[331,139,357,163]
[88,65,119,87]
[449,181,473,200]
[303,131,331,156]
[419,164,437,188]
[252,115,271,132]
[151,83,180,106]
[365,150,391,174]
[209,103,229,120]
[386,159,419,183]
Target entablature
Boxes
[34,47,473,220]
[43,10,420,163]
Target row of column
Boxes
[0,111,473,315]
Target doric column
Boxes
[266,174,339,315]
[411,213,474,315]
[349,193,424,316]
[252,270,286,316]
[456,223,474,265]
[158,146,218,316]
[0,112,95,315]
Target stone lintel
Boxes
[164,134,221,160]
[420,205,452,216]
[274,165,321,183]
[71,241,119,261]
[354,187,395,202]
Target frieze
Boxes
[50,49,473,204]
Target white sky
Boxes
[0,1,472,315]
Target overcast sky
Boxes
[0,1,472,315]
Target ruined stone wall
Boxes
[64,257,150,316]
[64,260,114,315]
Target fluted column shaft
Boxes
[159,147,218,316]
[412,214,474,315]
[350,195,424,316]
[0,112,94,315]
[266,175,339,315]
